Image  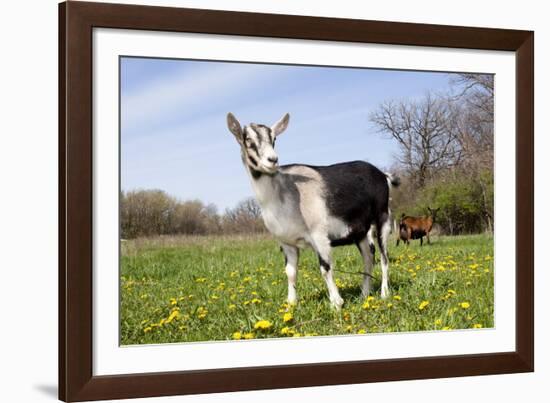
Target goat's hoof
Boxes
[331,297,344,310]
[286,300,297,309]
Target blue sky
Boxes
[121,57,453,211]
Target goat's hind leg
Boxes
[357,236,375,298]
[281,244,299,306]
[376,214,392,299]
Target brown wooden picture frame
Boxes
[59,1,534,401]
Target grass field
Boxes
[120,233,494,345]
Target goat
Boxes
[226,112,400,308]
[396,207,439,246]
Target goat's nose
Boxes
[268,156,278,164]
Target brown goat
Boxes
[396,207,439,246]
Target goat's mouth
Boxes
[259,163,279,175]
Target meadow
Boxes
[120,233,494,345]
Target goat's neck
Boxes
[244,164,280,208]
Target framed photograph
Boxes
[59,1,533,401]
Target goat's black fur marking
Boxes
[369,242,376,256]
[249,142,260,157]
[318,255,331,272]
[304,160,391,246]
[250,123,273,144]
[274,172,310,204]
[247,157,262,179]
[329,227,368,247]
[280,246,288,266]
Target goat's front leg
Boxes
[311,235,343,309]
[281,244,299,305]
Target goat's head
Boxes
[227,113,290,175]
[427,207,440,220]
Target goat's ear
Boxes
[227,113,243,141]
[271,113,290,137]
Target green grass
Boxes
[120,233,494,345]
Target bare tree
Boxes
[450,74,495,232]
[120,189,176,238]
[223,197,265,234]
[451,73,494,121]
[370,93,462,186]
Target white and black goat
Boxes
[227,113,399,308]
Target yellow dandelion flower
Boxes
[232,331,242,340]
[143,326,152,333]
[418,300,430,310]
[280,326,294,336]
[283,312,293,323]
[170,298,177,306]
[393,295,402,301]
[243,332,254,339]
[459,302,470,309]
[434,318,442,326]
[251,298,262,304]
[228,304,236,310]
[293,332,302,337]
[362,301,371,309]
[473,324,483,329]
[367,296,375,302]
[386,303,393,308]
[254,320,272,330]
[442,326,452,331]
[196,306,208,319]
[447,289,456,295]
[166,310,179,323]
[357,329,366,334]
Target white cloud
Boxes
[121,62,292,133]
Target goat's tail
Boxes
[385,172,401,189]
